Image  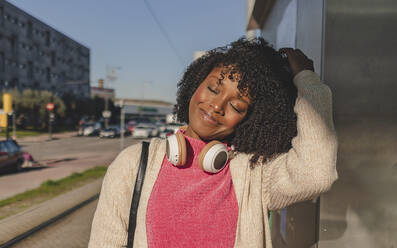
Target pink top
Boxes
[146,133,239,247]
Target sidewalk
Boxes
[0,150,114,201]
[15,131,77,143]
[0,179,102,245]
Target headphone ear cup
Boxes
[175,132,187,166]
[198,141,229,173]
[166,132,187,166]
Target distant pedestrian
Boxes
[89,37,338,248]
[22,152,35,168]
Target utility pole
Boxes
[12,112,16,139]
[120,100,125,151]
[104,96,109,129]
[103,66,121,129]
[46,102,55,140]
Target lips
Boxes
[199,109,218,126]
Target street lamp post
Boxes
[46,102,55,140]
[120,100,125,151]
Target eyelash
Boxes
[230,104,242,113]
[207,86,242,113]
[207,86,217,94]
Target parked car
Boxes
[0,139,25,174]
[78,122,102,136]
[132,124,154,138]
[127,121,136,133]
[148,123,160,137]
[99,127,120,138]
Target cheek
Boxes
[223,114,245,133]
[189,86,205,119]
[191,85,206,102]
[189,86,207,111]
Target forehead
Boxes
[209,66,241,81]
[206,66,251,102]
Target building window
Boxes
[51,51,56,66]
[27,21,33,37]
[9,78,18,89]
[9,36,18,55]
[0,6,4,26]
[33,81,39,89]
[46,67,51,82]
[0,52,4,72]
[33,44,40,58]
[27,61,34,79]
[45,31,51,46]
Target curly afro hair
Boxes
[174,37,297,166]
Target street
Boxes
[12,199,98,248]
[0,135,145,200]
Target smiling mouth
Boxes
[199,109,219,126]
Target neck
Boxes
[184,125,202,141]
[184,125,232,144]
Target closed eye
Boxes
[230,103,242,113]
[207,86,218,94]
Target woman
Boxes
[89,38,338,248]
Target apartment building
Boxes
[0,0,90,97]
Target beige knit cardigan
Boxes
[88,70,338,248]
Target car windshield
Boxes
[0,140,21,153]
[136,124,151,129]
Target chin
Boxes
[200,131,230,142]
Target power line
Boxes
[142,0,184,66]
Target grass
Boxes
[0,166,107,220]
[0,126,76,138]
[0,130,43,137]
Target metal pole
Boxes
[48,112,52,140]
[104,97,109,129]
[5,114,9,139]
[120,100,125,151]
[12,111,16,139]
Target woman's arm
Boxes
[263,49,338,211]
[88,144,141,248]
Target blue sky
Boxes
[8,0,247,103]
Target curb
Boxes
[15,131,78,143]
[0,179,102,245]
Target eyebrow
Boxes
[209,76,249,105]
[237,94,250,105]
[208,76,223,85]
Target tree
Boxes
[1,89,66,129]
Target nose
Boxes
[209,97,225,116]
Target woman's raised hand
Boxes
[279,48,314,77]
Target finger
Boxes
[279,48,294,55]
[295,49,308,58]
[279,48,295,61]
[279,47,294,52]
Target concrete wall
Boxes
[248,0,397,247]
[319,0,397,247]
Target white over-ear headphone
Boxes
[166,131,232,174]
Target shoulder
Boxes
[101,143,143,190]
[106,138,165,178]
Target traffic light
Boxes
[0,113,6,127]
[3,93,12,113]
[0,93,12,128]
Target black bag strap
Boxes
[126,141,150,248]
